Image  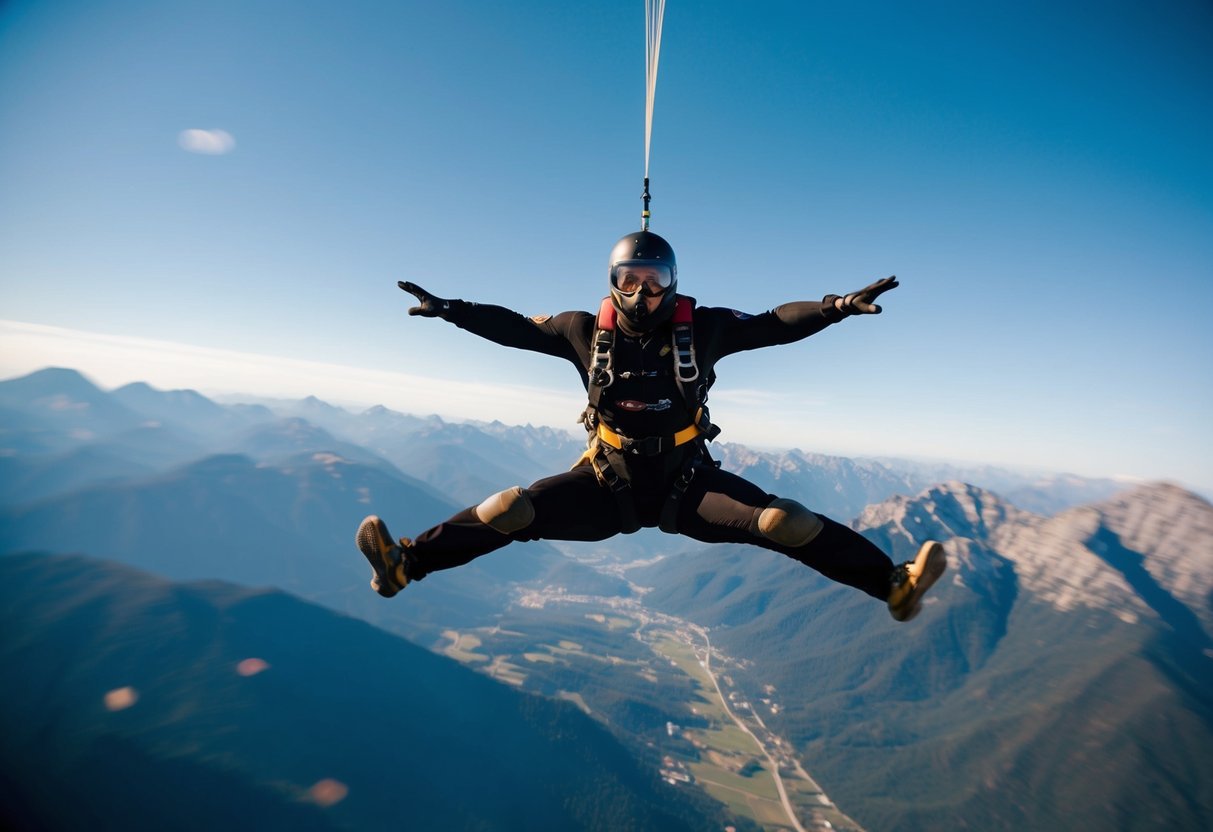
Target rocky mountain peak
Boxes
[859,480,1153,622]
[856,480,1030,542]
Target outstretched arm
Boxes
[397,281,585,362]
[821,275,899,317]
[399,280,453,319]
[716,275,900,356]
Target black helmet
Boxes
[607,230,678,331]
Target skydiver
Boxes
[356,230,946,621]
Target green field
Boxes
[522,651,558,664]
[644,631,803,830]
[556,690,592,715]
[584,612,637,631]
[438,610,863,831]
[441,629,489,663]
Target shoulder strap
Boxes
[671,296,697,385]
[586,297,616,413]
[671,296,722,443]
[596,296,617,331]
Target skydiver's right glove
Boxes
[823,275,899,318]
[398,281,452,319]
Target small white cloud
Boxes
[178,128,235,155]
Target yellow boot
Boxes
[355,516,411,598]
[887,541,947,622]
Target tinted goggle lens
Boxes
[612,263,673,296]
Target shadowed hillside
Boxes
[0,553,735,832]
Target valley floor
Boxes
[441,585,867,832]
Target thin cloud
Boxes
[178,128,235,155]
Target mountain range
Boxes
[0,368,601,641]
[2,366,1211,830]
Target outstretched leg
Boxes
[357,465,622,592]
[676,466,944,617]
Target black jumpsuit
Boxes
[404,297,896,600]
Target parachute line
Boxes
[644,0,666,181]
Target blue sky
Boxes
[1,0,1211,491]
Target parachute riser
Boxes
[641,177,651,232]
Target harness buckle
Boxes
[589,366,614,388]
[619,434,665,456]
[595,458,629,492]
[697,406,722,442]
[672,320,698,383]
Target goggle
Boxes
[611,262,674,297]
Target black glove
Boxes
[398,281,451,318]
[827,275,899,316]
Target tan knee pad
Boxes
[474,486,536,534]
[757,498,823,547]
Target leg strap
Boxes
[591,452,641,534]
[658,462,697,533]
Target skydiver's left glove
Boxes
[823,275,899,318]
[398,281,453,319]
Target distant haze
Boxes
[2,319,1207,495]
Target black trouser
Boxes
[406,463,896,600]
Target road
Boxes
[691,624,806,832]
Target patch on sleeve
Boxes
[529,314,552,324]
[730,309,754,320]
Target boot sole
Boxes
[356,515,403,598]
[891,541,947,622]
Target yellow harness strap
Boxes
[595,416,703,453]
